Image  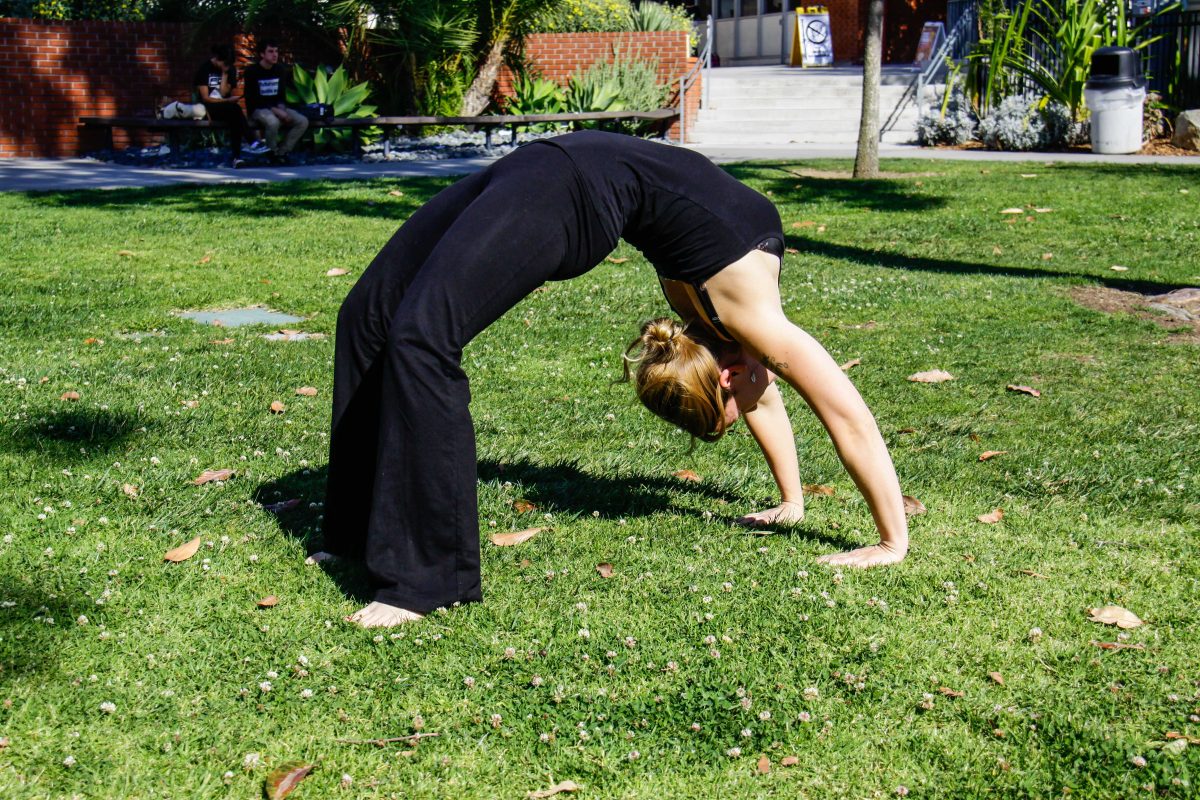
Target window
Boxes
[740,0,759,15]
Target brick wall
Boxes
[0,19,337,158]
[496,31,700,142]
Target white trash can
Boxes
[1084,47,1147,155]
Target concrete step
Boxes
[687,130,920,145]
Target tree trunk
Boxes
[460,36,507,116]
[853,0,885,179]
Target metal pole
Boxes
[704,15,713,108]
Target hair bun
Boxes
[642,318,683,353]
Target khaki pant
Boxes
[251,107,309,155]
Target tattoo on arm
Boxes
[762,355,789,373]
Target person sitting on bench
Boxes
[194,44,268,166]
[243,40,309,163]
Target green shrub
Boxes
[285,63,380,152]
[563,51,669,132]
[506,74,568,129]
[527,0,634,33]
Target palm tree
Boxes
[459,0,562,116]
[853,0,884,178]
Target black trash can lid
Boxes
[1085,46,1147,90]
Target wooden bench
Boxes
[79,109,679,155]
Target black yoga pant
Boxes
[323,144,589,613]
[202,102,252,158]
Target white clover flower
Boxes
[664,661,678,672]
[300,689,313,699]
[266,671,278,680]
[798,711,812,722]
[63,755,76,767]
[722,582,733,592]
[702,595,713,603]
[578,628,590,639]
[76,615,88,625]
[1028,627,1043,642]
[740,697,752,710]
[804,686,819,700]
[627,750,640,761]
[703,634,717,645]
[222,770,234,783]
[539,732,551,742]
[99,701,116,714]
[741,727,753,738]
[896,787,910,797]
[690,722,701,731]
[1130,755,1147,768]
[758,710,771,721]
[490,714,502,728]
[726,747,742,758]
[575,602,587,612]
[373,634,384,643]
[624,637,636,649]
[248,554,258,562]
[297,655,309,667]
[259,681,272,692]
[340,774,353,788]
[531,675,544,687]
[708,649,720,659]
[463,676,476,688]
[503,647,517,659]
[243,752,262,769]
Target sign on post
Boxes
[912,21,945,69]
[790,7,834,68]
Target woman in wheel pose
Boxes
[321,131,908,627]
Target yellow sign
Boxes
[790,7,834,68]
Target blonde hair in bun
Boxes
[623,317,738,442]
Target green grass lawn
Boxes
[0,158,1198,799]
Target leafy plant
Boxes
[916,88,978,146]
[565,66,625,115]
[527,0,634,33]
[285,63,379,151]
[964,0,1034,118]
[629,0,691,32]
[977,92,1083,150]
[506,74,568,126]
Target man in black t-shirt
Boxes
[243,40,309,160]
[193,44,268,166]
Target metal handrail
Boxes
[678,15,714,144]
[916,3,978,113]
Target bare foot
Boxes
[345,601,424,628]
[305,551,338,565]
[735,499,805,529]
[816,542,906,568]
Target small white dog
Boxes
[159,97,207,120]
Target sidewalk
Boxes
[1,143,1195,192]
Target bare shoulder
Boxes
[703,249,787,334]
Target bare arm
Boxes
[706,252,908,566]
[737,381,806,527]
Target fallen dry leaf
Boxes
[1088,605,1144,629]
[182,399,200,409]
[780,756,799,767]
[596,562,614,579]
[116,249,135,257]
[839,357,861,371]
[903,495,927,516]
[1034,208,1053,213]
[988,671,1005,686]
[977,508,1005,524]
[528,780,580,799]
[1006,384,1042,398]
[489,527,545,547]
[84,337,101,345]
[1000,208,1024,214]
[295,386,318,397]
[979,450,1008,461]
[39,376,49,383]
[1090,640,1145,651]
[938,686,965,698]
[757,754,771,774]
[1110,265,1129,272]
[265,762,314,800]
[164,536,202,563]
[325,268,349,277]
[388,190,404,197]
[122,483,139,498]
[262,498,301,514]
[1020,173,1038,178]
[1042,253,1054,261]
[803,484,835,496]
[785,247,799,254]
[257,595,279,608]
[1016,569,1049,579]
[606,257,629,264]
[1166,732,1200,744]
[896,427,917,434]
[193,468,234,485]
[908,370,955,383]
[672,469,702,482]
[816,225,827,233]
[60,391,80,401]
[197,254,212,265]
[211,337,234,345]
[993,245,1003,255]
[270,401,286,414]
[511,499,537,514]
[791,220,817,228]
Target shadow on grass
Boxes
[787,234,1197,294]
[726,162,949,214]
[2,408,146,458]
[28,177,453,221]
[254,457,857,601]
[0,581,74,682]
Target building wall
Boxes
[496,31,700,141]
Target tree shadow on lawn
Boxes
[1,408,146,459]
[28,177,452,222]
[787,234,1197,295]
[253,458,856,600]
[724,162,949,214]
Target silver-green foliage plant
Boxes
[564,52,670,131]
[286,64,379,151]
[977,93,1083,150]
[507,74,567,129]
[916,89,978,146]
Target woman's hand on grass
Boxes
[816,542,906,568]
[735,499,805,529]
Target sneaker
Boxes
[231,158,247,169]
[245,140,270,156]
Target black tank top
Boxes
[528,131,783,284]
